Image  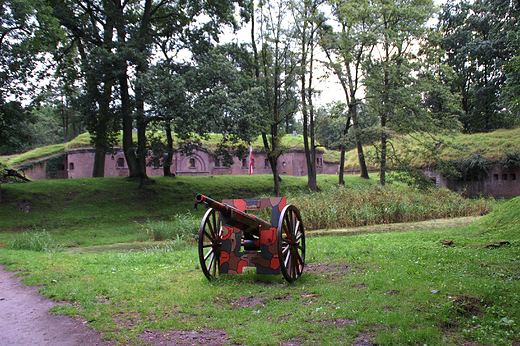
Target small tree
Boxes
[253,0,300,196]
[319,0,373,183]
[362,0,437,185]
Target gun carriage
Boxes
[1,168,29,183]
[194,194,305,282]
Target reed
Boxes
[293,185,494,230]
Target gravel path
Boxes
[0,265,113,346]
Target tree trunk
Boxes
[350,102,369,179]
[380,129,387,186]
[120,70,139,177]
[262,133,280,197]
[117,13,138,177]
[62,107,69,143]
[307,48,319,191]
[92,147,105,177]
[136,119,148,179]
[272,159,280,197]
[338,117,351,185]
[131,0,153,180]
[163,121,174,176]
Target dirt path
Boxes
[0,265,113,346]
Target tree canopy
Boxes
[1,0,518,190]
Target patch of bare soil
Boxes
[449,295,484,317]
[138,328,241,346]
[0,265,113,346]
[230,295,265,308]
[304,261,358,277]
[319,318,356,328]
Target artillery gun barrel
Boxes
[195,194,272,234]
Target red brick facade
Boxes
[23,147,340,180]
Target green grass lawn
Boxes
[0,206,518,345]
[0,175,517,345]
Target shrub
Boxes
[436,153,492,181]
[498,150,520,169]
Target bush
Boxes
[436,153,492,181]
[7,230,63,253]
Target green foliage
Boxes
[0,101,35,155]
[498,150,520,170]
[44,153,66,179]
[7,230,63,253]
[439,0,519,133]
[436,153,492,181]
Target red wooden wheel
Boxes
[198,208,222,280]
[277,205,305,282]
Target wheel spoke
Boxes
[294,250,303,268]
[207,219,215,238]
[285,251,291,270]
[212,255,218,277]
[207,252,215,270]
[204,248,214,261]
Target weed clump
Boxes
[7,230,63,253]
[137,212,199,242]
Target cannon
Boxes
[1,168,30,183]
[194,194,305,282]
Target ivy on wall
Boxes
[45,154,67,179]
[433,152,520,181]
[19,160,45,172]
[435,153,492,181]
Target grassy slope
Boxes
[338,127,520,169]
[1,172,491,248]
[0,174,345,247]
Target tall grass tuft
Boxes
[7,230,64,253]
[293,185,495,230]
[137,212,199,242]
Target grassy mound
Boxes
[338,127,520,170]
[469,195,520,242]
